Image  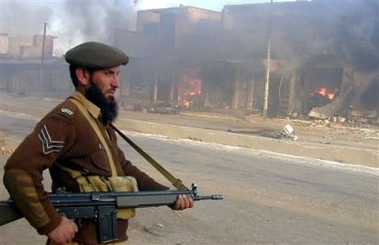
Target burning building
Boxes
[115,1,378,122]
[0,1,377,122]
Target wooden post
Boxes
[40,22,47,94]
[263,36,271,118]
[288,71,297,114]
[152,63,158,104]
[263,0,273,119]
[232,77,239,109]
[247,77,255,110]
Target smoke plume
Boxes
[0,0,135,53]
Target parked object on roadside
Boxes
[134,102,181,114]
[274,124,298,141]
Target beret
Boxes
[65,42,129,69]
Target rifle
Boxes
[0,184,222,243]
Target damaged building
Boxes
[115,0,378,122]
[0,33,69,97]
[0,0,378,122]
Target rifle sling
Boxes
[70,98,118,177]
[110,124,187,191]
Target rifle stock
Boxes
[0,184,222,243]
[0,200,23,225]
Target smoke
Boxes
[0,0,135,53]
[1,0,377,67]
[269,1,379,71]
[332,2,379,71]
[1,1,54,35]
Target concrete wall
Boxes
[0,34,9,55]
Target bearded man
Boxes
[3,42,193,245]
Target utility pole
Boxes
[262,0,273,119]
[40,22,47,94]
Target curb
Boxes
[115,118,379,168]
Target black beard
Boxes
[85,83,118,124]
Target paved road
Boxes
[122,132,379,245]
[0,112,378,245]
[0,93,378,167]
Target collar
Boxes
[70,91,101,119]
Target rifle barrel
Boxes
[195,195,224,201]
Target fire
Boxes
[178,67,202,108]
[183,79,201,96]
[312,87,335,100]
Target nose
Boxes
[110,75,119,88]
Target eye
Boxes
[103,69,120,77]
[104,71,113,77]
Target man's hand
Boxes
[47,217,78,245]
[171,194,194,210]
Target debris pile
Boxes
[274,124,298,141]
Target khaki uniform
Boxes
[4,91,168,245]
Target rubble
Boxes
[308,110,328,119]
[274,124,298,141]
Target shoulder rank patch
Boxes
[38,125,64,155]
[61,108,74,116]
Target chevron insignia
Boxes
[38,125,64,155]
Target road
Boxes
[0,112,378,245]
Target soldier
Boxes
[3,42,193,245]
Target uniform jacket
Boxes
[3,91,168,244]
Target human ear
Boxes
[75,68,90,86]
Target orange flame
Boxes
[313,87,335,100]
[178,67,202,108]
